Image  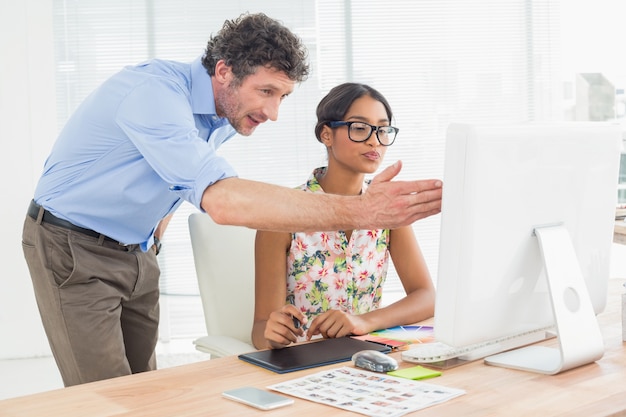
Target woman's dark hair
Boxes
[202,13,309,85]
[315,83,393,142]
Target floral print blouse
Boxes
[286,167,390,340]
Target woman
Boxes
[252,82,435,349]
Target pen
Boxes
[287,294,300,329]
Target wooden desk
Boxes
[614,208,626,244]
[615,221,626,245]
[2,279,626,417]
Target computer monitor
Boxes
[406,122,622,375]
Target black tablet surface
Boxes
[238,336,391,374]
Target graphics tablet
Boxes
[238,336,391,374]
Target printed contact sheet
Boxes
[268,366,464,416]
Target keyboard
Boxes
[401,327,554,365]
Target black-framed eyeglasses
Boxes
[327,121,398,146]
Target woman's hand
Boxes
[263,304,308,349]
[306,309,369,340]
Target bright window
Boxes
[52,0,565,339]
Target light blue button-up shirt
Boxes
[34,56,237,250]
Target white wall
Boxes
[1,0,624,361]
[0,0,57,359]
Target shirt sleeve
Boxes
[114,76,237,209]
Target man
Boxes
[22,12,442,386]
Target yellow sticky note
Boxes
[387,365,442,380]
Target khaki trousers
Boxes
[22,211,160,387]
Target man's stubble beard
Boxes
[215,83,253,137]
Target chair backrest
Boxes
[188,212,256,345]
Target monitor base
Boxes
[485,225,604,374]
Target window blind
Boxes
[52,0,561,336]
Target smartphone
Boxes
[222,387,294,410]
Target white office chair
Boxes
[188,212,257,358]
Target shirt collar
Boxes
[190,56,218,116]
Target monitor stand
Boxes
[484,224,605,374]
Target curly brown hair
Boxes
[202,13,309,86]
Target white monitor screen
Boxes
[434,122,622,351]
